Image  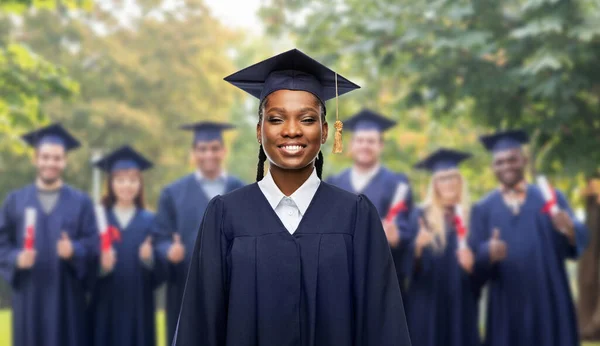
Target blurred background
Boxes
[1,0,600,345]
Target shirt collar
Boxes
[258,169,321,215]
[351,163,381,180]
[500,180,528,194]
[195,170,227,182]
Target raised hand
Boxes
[167,233,185,264]
[57,232,74,260]
[415,218,434,258]
[139,236,153,262]
[489,228,507,263]
[457,247,474,274]
[382,220,400,247]
[551,210,575,243]
[101,247,117,273]
[17,249,37,269]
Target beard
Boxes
[38,173,62,186]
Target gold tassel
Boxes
[332,72,343,154]
[333,120,343,153]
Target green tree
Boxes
[2,0,246,207]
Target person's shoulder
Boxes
[380,166,409,183]
[2,184,31,205]
[326,168,351,183]
[138,208,154,220]
[219,183,259,206]
[321,182,368,208]
[164,174,195,192]
[63,184,93,203]
[474,189,501,209]
[226,175,246,189]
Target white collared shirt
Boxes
[350,163,381,193]
[258,169,321,234]
[195,170,228,199]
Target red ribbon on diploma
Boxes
[541,188,557,214]
[454,215,467,240]
[385,201,406,223]
[24,226,35,250]
[101,225,121,252]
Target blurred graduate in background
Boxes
[152,122,245,345]
[173,49,411,346]
[470,130,588,346]
[88,145,167,346]
[327,109,414,299]
[0,124,99,346]
[405,148,480,346]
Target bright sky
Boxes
[204,0,263,32]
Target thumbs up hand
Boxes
[489,228,507,263]
[101,247,117,273]
[17,249,37,269]
[57,232,74,260]
[415,218,434,258]
[167,233,185,264]
[139,236,153,262]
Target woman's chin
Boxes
[270,159,314,172]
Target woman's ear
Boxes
[322,121,329,144]
[256,122,262,144]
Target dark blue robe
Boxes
[173,182,411,346]
[405,207,480,346]
[0,184,99,346]
[88,208,167,346]
[470,185,588,346]
[153,173,245,345]
[326,167,414,295]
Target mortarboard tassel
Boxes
[332,72,343,154]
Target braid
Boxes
[315,151,324,179]
[256,145,267,182]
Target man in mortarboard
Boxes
[0,123,99,346]
[469,129,588,346]
[327,108,414,298]
[152,121,245,345]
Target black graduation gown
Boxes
[88,208,167,346]
[470,185,588,346]
[404,207,480,346]
[326,167,415,296]
[0,184,99,346]
[153,174,245,345]
[172,182,411,346]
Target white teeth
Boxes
[282,145,302,152]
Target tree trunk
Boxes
[578,179,600,340]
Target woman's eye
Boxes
[302,117,317,123]
[267,117,283,123]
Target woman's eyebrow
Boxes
[265,107,287,114]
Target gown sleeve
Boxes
[173,197,228,346]
[0,193,20,287]
[468,202,496,290]
[555,190,589,259]
[142,214,169,289]
[68,196,99,281]
[153,188,176,261]
[406,208,435,280]
[353,195,412,346]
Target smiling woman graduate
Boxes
[172,49,412,346]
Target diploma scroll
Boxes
[95,205,120,252]
[385,182,409,224]
[24,208,36,250]
[537,176,560,216]
[454,205,467,249]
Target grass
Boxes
[0,309,167,346]
[0,308,599,346]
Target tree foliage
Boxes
[261,0,600,198]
